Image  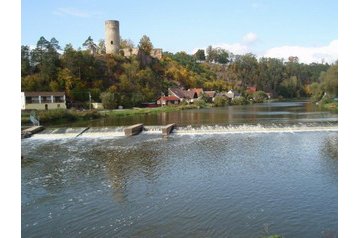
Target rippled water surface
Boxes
[22,102,338,237]
[53,101,337,127]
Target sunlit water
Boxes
[22,102,338,237]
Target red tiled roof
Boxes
[169,88,187,99]
[188,88,203,95]
[157,96,180,101]
[246,87,256,93]
[169,88,199,99]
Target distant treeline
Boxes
[21,36,338,108]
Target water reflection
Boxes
[322,135,338,160]
[51,101,337,127]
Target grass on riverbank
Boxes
[21,109,101,126]
[321,101,338,112]
[100,103,210,117]
[21,103,211,126]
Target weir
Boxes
[162,123,176,136]
[75,127,90,137]
[21,126,44,138]
[23,123,338,140]
[124,124,144,136]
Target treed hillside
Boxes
[21,36,337,108]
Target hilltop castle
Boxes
[104,20,162,59]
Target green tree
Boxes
[252,90,268,103]
[21,74,47,91]
[321,63,338,98]
[213,95,229,107]
[278,76,300,98]
[57,68,82,99]
[100,92,118,109]
[49,37,61,50]
[21,45,32,76]
[310,82,324,102]
[205,46,229,64]
[231,53,259,88]
[31,36,49,65]
[258,57,285,96]
[30,36,61,83]
[82,36,97,54]
[215,48,229,64]
[98,39,106,54]
[194,49,205,61]
[138,35,153,55]
[206,45,215,62]
[120,37,134,49]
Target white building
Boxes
[21,92,66,110]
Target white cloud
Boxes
[191,33,337,64]
[53,7,101,18]
[242,32,258,44]
[263,40,338,64]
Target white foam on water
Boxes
[173,124,337,135]
[31,127,89,140]
[79,127,125,138]
[27,124,337,140]
[31,133,79,140]
[142,126,162,134]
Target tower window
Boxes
[111,41,113,45]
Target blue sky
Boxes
[21,0,337,63]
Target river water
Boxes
[21,102,338,237]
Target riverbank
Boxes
[21,104,209,126]
[21,99,337,127]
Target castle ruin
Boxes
[105,20,120,55]
[104,19,162,59]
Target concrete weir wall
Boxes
[21,126,44,138]
[124,124,144,136]
[162,124,176,136]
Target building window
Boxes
[31,97,40,103]
[25,97,32,104]
[111,41,113,45]
[41,96,51,103]
[54,96,64,103]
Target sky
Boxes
[21,0,338,64]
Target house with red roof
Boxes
[168,87,201,103]
[156,95,180,106]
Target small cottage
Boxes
[21,92,67,110]
[156,96,180,106]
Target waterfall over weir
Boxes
[29,123,338,140]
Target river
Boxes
[21,101,338,237]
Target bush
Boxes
[231,96,248,105]
[37,109,76,123]
[100,92,118,109]
[36,109,101,124]
[253,90,268,103]
[194,99,207,108]
[310,82,324,102]
[213,95,229,107]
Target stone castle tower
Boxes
[105,20,120,55]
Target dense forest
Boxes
[21,35,338,108]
